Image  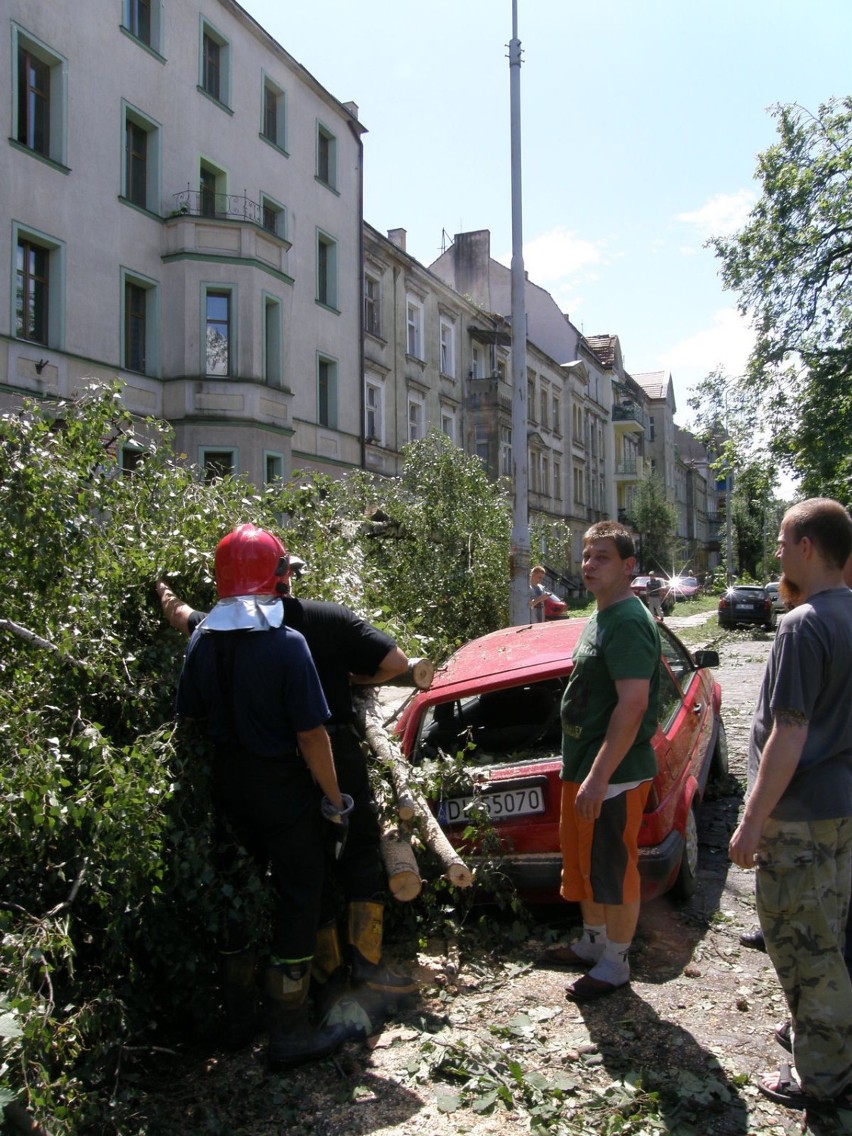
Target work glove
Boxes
[321,793,354,860]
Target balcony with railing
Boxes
[164,189,291,276]
[612,402,646,431]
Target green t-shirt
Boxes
[560,595,660,784]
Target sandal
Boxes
[759,1064,852,1111]
[774,1019,792,1053]
[759,1064,810,1109]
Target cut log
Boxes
[380,823,422,902]
[355,689,474,890]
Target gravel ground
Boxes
[134,615,852,1136]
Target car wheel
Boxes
[670,801,699,903]
[709,719,729,784]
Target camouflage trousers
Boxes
[756,815,852,1100]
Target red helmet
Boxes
[214,524,290,598]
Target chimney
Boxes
[387,228,407,252]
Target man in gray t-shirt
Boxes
[730,499,852,1110]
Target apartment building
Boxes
[3,0,364,483]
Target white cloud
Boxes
[678,191,756,240]
[497,225,609,283]
[662,307,754,385]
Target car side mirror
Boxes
[692,649,719,669]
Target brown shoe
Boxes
[537,944,594,970]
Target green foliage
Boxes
[631,474,677,572]
[708,97,852,500]
[0,388,516,1131]
[363,432,512,658]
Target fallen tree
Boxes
[354,687,473,892]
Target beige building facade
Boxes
[3,0,364,483]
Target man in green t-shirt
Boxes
[542,521,660,1001]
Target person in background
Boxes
[174,524,348,1070]
[529,564,548,624]
[646,571,664,622]
[541,521,660,1001]
[729,499,852,1110]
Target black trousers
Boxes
[212,748,325,963]
[322,728,384,915]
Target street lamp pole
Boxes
[508,0,530,625]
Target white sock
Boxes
[588,939,631,985]
[570,923,607,963]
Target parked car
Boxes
[718,584,777,630]
[630,575,675,616]
[666,574,701,600]
[396,618,727,904]
[764,581,785,614]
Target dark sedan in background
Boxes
[718,584,777,630]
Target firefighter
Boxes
[160,536,417,1016]
[174,524,350,1070]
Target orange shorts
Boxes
[559,780,651,905]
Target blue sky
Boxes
[243,0,852,427]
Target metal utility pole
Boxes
[508,0,530,625]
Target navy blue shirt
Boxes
[176,625,330,757]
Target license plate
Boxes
[739,604,755,610]
[440,785,546,825]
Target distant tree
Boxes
[632,473,677,572]
[707,97,852,500]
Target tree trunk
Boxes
[355,689,473,890]
[380,822,422,902]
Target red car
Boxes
[397,619,727,903]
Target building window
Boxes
[199,158,227,219]
[122,105,160,211]
[263,295,282,388]
[205,291,231,376]
[441,407,456,442]
[261,77,286,150]
[316,124,337,189]
[120,444,147,473]
[649,415,655,442]
[406,297,423,359]
[265,452,284,484]
[261,195,284,237]
[500,426,512,477]
[364,272,380,336]
[200,21,229,107]
[407,394,424,442]
[14,31,67,165]
[540,387,549,429]
[553,459,561,503]
[316,232,338,308]
[121,271,158,376]
[552,394,560,433]
[475,424,489,464]
[201,449,235,480]
[497,359,507,384]
[122,0,162,51]
[365,377,384,443]
[440,317,456,377]
[318,356,338,428]
[471,346,482,378]
[527,378,535,423]
[16,237,50,344]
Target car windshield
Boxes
[415,678,565,766]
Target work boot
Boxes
[347,901,418,997]
[264,964,346,1072]
[311,920,347,1017]
[219,948,261,1049]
